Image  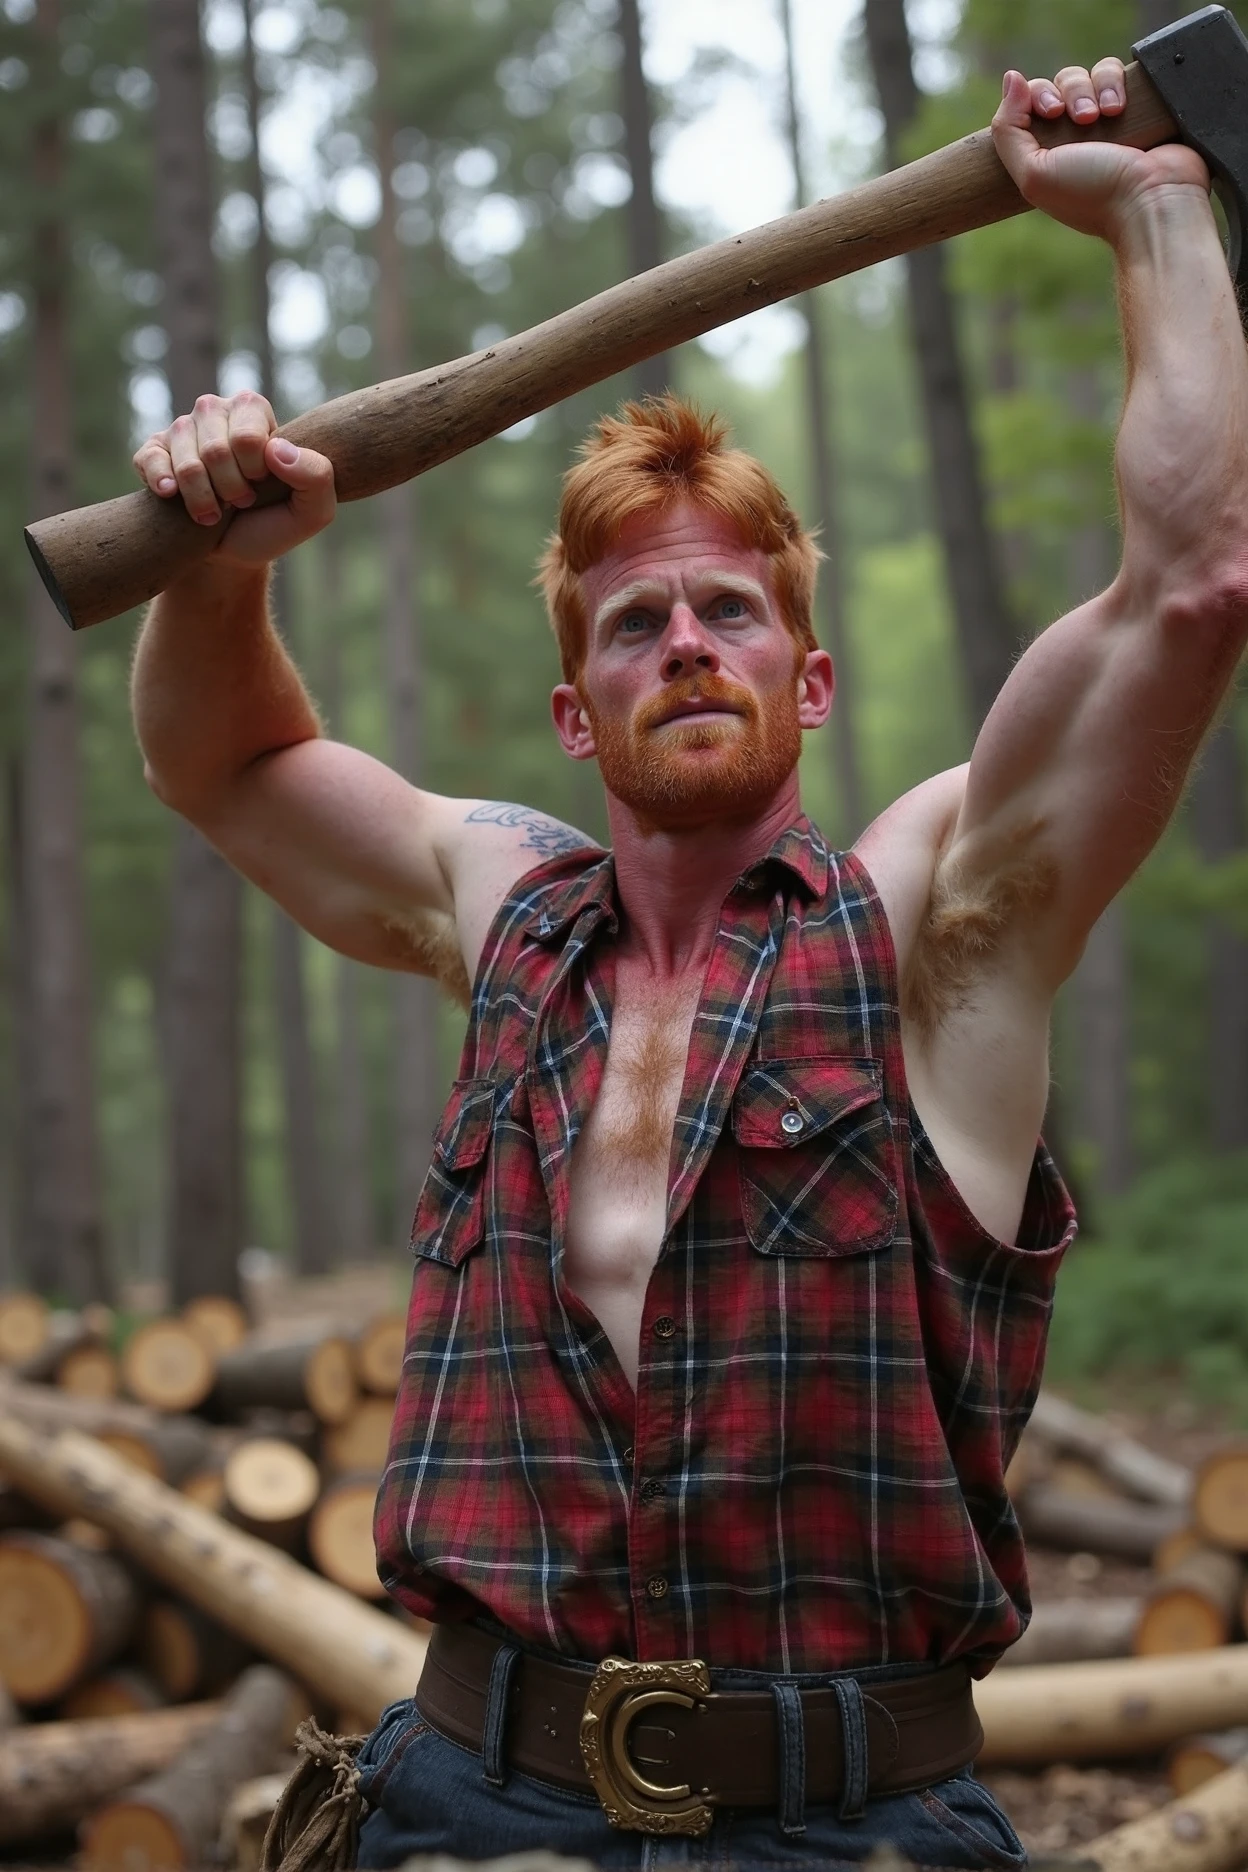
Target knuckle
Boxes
[193,391,223,414]
[200,438,233,466]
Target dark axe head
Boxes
[1133,5,1248,301]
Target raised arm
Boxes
[131,392,594,987]
[932,62,1248,992]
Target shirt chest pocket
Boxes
[732,1057,898,1257]
[409,1077,495,1268]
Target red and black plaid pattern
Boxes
[374,818,1076,1674]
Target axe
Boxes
[25,3,1248,634]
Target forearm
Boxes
[131,560,321,814]
[1113,187,1248,610]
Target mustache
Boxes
[633,675,758,733]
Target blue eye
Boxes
[618,612,649,634]
[715,596,746,619]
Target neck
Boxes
[604,776,803,977]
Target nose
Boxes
[660,603,720,680]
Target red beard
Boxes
[580,672,802,830]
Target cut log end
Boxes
[1135,1547,1245,1657]
[81,1800,187,1871]
[323,1395,395,1474]
[1195,1449,1248,1553]
[305,1336,357,1423]
[122,1320,216,1414]
[0,1293,50,1365]
[0,1533,138,1705]
[224,1437,320,1527]
[308,1476,384,1598]
[182,1295,249,1356]
[59,1344,121,1398]
[355,1313,406,1394]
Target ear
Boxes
[796,649,834,730]
[552,683,597,760]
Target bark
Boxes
[1170,1731,1248,1798]
[1018,1482,1187,1563]
[617,0,672,398]
[1191,721,1248,1151]
[1194,1446,1248,1552]
[998,1596,1140,1668]
[79,1666,298,1871]
[0,1414,428,1719]
[0,1531,140,1704]
[778,0,862,839]
[239,0,335,1277]
[212,1328,358,1423]
[0,1373,215,1483]
[221,1434,320,1549]
[1028,1392,1193,1508]
[1088,1762,1248,1872]
[862,0,1017,729]
[0,1703,222,1848]
[320,550,373,1264]
[371,0,440,1241]
[974,1648,1248,1766]
[1136,1546,1244,1655]
[150,0,244,1305]
[21,0,106,1305]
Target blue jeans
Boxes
[356,1690,1027,1869]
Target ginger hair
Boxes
[536,394,822,683]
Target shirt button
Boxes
[640,1477,666,1504]
[645,1574,669,1600]
[653,1315,677,1339]
[781,1108,805,1135]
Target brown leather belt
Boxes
[416,1623,983,1837]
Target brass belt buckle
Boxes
[579,1655,714,1835]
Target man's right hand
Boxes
[133,390,336,569]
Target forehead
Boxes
[581,500,771,611]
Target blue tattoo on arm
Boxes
[464,801,595,857]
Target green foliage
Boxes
[1046,1154,1248,1418]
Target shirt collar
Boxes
[523,816,827,943]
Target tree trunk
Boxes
[0,1531,140,1705]
[617,0,671,399]
[1029,1392,1193,1508]
[0,1415,428,1720]
[0,1373,216,1483]
[319,552,374,1264]
[371,0,440,1243]
[1018,1482,1187,1563]
[1194,1446,1248,1551]
[221,1435,320,1549]
[1088,1763,1248,1872]
[1192,720,1248,1151]
[1170,1731,1248,1798]
[0,1703,222,1848]
[322,1394,396,1474]
[79,1666,299,1872]
[862,0,1017,730]
[974,1648,1248,1766]
[355,1312,405,1394]
[778,0,863,839]
[239,0,334,1278]
[211,1329,357,1423]
[308,1475,386,1598]
[139,1599,254,1701]
[150,0,244,1306]
[20,0,106,1305]
[999,1596,1141,1669]
[61,1668,166,1720]
[1136,1546,1245,1655]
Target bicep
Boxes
[951,585,1235,976]
[188,741,598,979]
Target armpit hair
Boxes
[379,907,472,1010]
[903,832,1057,1039]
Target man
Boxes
[132,58,1248,1870]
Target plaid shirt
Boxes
[375,818,1075,1674]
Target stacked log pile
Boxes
[0,1289,417,1864]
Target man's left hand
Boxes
[992,62,1210,244]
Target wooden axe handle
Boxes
[27,62,1176,631]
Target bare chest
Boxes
[563,967,702,1388]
